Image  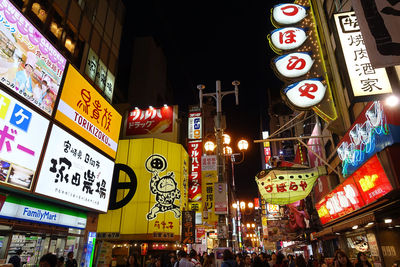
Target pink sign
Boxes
[126,106,173,136]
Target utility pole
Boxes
[198,80,239,247]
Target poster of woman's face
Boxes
[0,0,66,116]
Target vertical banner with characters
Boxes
[201,155,218,227]
[97,138,188,241]
[188,140,202,201]
[0,0,66,115]
[182,210,195,244]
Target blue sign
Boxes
[10,103,32,131]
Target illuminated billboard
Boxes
[0,0,66,115]
[334,12,392,98]
[97,138,188,240]
[55,65,122,159]
[125,106,174,136]
[0,88,49,190]
[35,125,115,212]
[316,155,393,224]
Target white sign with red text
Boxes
[272,3,308,25]
[283,78,326,109]
[274,52,314,78]
[270,27,307,51]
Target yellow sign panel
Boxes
[201,170,218,227]
[255,166,326,205]
[55,65,122,158]
[97,138,189,240]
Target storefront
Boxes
[0,193,88,266]
[313,101,400,266]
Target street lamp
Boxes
[198,80,240,247]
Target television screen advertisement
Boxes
[35,125,115,212]
[0,0,66,115]
[0,88,49,190]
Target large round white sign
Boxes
[283,78,326,109]
[270,27,307,51]
[274,52,314,78]
[272,4,308,25]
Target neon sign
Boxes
[336,101,396,177]
[316,155,393,224]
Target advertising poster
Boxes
[214,183,228,215]
[0,0,66,115]
[182,211,195,244]
[55,65,122,159]
[35,125,115,212]
[97,138,188,241]
[0,88,49,190]
[125,106,174,136]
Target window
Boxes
[49,10,63,43]
[31,0,49,23]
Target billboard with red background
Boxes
[316,155,393,224]
[126,106,173,136]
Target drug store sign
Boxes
[35,125,114,212]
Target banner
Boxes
[214,183,228,214]
[188,112,202,140]
[255,166,327,205]
[55,65,122,159]
[307,121,330,203]
[0,88,49,190]
[0,0,66,115]
[201,158,218,227]
[182,211,195,244]
[35,125,115,212]
[125,106,173,136]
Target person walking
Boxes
[176,250,194,267]
[295,255,307,267]
[8,249,23,267]
[39,253,58,267]
[334,250,353,267]
[65,252,77,267]
[354,252,371,267]
[221,249,237,267]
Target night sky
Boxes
[121,0,286,201]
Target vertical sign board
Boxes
[85,48,98,82]
[214,183,228,215]
[35,125,115,212]
[97,138,188,240]
[262,131,272,169]
[0,89,49,190]
[201,155,218,227]
[188,112,202,140]
[0,0,67,115]
[55,65,122,159]
[125,106,174,136]
[182,211,195,244]
[334,12,392,99]
[188,140,202,201]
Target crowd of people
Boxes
[138,248,400,267]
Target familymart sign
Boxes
[0,195,87,229]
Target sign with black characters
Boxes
[35,125,114,212]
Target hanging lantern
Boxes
[255,165,327,205]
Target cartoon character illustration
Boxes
[145,154,181,220]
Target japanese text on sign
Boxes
[334,12,392,97]
[126,106,173,136]
[188,140,202,201]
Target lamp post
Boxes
[198,80,239,247]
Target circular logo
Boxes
[145,154,168,173]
